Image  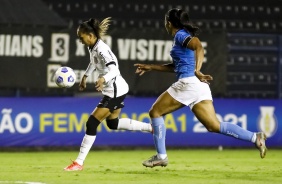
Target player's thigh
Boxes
[150,91,184,117]
[91,107,111,122]
[192,100,220,132]
[92,95,125,121]
[107,108,122,120]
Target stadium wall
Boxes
[0,97,281,148]
[0,27,227,97]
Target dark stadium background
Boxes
[0,0,281,99]
[0,0,281,148]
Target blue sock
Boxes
[220,122,254,142]
[152,117,166,154]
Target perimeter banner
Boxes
[0,27,226,96]
[0,97,281,147]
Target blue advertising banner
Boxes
[0,97,281,147]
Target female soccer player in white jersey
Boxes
[134,8,267,168]
[64,17,152,171]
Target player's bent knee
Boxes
[106,118,119,130]
[206,127,216,132]
[149,108,160,118]
[86,115,101,135]
[205,124,220,133]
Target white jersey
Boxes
[84,39,129,98]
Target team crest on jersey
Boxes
[99,52,105,59]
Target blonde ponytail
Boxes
[79,17,112,39]
[99,17,111,37]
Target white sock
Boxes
[157,153,167,159]
[117,118,152,133]
[75,134,96,165]
[251,133,257,143]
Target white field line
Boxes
[0,181,46,184]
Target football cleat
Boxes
[255,132,267,159]
[64,161,83,171]
[142,154,168,168]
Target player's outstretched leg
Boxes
[219,122,268,158]
[255,132,267,158]
[142,154,168,168]
[116,118,153,133]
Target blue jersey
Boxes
[170,29,195,80]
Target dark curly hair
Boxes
[166,8,200,36]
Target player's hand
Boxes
[195,71,213,85]
[79,81,86,91]
[134,64,152,76]
[79,77,87,91]
[95,77,105,91]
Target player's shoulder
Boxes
[176,29,191,37]
[96,39,111,52]
[174,29,191,44]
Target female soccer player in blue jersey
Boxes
[134,8,267,168]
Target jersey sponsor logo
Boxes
[99,51,106,63]
[108,50,114,60]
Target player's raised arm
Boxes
[134,63,174,76]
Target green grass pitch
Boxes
[0,149,281,184]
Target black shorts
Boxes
[97,94,126,112]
